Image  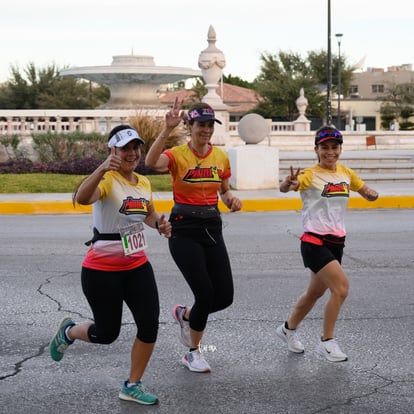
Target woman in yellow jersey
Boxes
[276,125,378,362]
[49,125,171,405]
[146,99,242,373]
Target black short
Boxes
[301,240,344,273]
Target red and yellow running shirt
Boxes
[163,142,231,205]
[82,171,152,272]
[297,163,364,237]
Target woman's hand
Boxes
[280,165,300,192]
[102,146,122,172]
[165,97,184,129]
[157,214,172,238]
[358,185,379,201]
[74,147,122,205]
[226,195,242,212]
[220,190,242,212]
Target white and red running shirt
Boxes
[297,163,365,237]
[82,171,152,271]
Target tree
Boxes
[380,82,414,130]
[0,63,109,109]
[190,78,207,103]
[251,50,354,122]
[0,66,31,109]
[223,74,254,89]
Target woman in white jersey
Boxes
[49,125,171,405]
[276,125,378,362]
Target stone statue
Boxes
[296,87,308,117]
[293,88,311,131]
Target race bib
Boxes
[119,223,148,256]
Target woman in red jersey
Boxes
[146,99,242,373]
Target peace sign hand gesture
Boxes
[165,97,184,128]
[287,166,300,185]
[280,165,301,193]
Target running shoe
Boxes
[49,317,75,361]
[317,338,348,362]
[172,304,191,347]
[276,323,305,353]
[119,381,159,405]
[181,349,211,373]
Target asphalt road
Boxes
[1,210,413,414]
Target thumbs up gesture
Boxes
[102,146,122,171]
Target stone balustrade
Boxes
[1,110,414,157]
[1,111,298,136]
[0,109,166,136]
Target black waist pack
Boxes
[85,227,121,246]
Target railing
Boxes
[1,110,414,153]
[1,110,300,136]
[1,118,87,134]
[0,109,166,135]
[229,121,295,132]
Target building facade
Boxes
[340,64,414,130]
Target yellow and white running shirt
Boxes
[164,142,231,205]
[82,171,152,271]
[297,163,365,237]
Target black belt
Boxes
[172,202,219,218]
[85,227,121,246]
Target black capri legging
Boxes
[81,261,159,344]
[168,229,234,332]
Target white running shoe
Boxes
[181,349,211,373]
[172,304,191,347]
[276,323,305,353]
[317,338,348,362]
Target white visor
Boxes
[107,128,145,148]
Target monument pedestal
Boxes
[211,109,229,146]
[228,146,279,190]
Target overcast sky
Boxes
[1,0,412,83]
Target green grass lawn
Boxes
[0,173,172,193]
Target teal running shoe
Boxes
[49,317,75,361]
[119,381,159,405]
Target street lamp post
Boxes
[326,0,333,125]
[336,33,343,129]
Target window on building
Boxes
[371,84,384,93]
[350,85,358,94]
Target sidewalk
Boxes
[1,181,414,214]
[1,149,414,214]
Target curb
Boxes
[1,196,413,214]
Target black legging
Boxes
[81,261,159,344]
[168,230,234,332]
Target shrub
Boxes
[0,158,34,173]
[32,157,105,174]
[0,134,30,160]
[0,135,20,159]
[399,121,414,130]
[128,113,187,155]
[32,131,107,162]
[1,115,185,175]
